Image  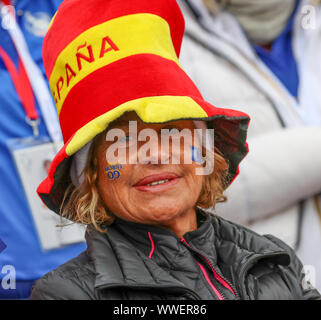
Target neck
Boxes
[158,207,198,239]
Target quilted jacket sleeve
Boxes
[29,271,92,300]
[29,252,95,300]
[264,234,321,300]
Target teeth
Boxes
[147,179,169,186]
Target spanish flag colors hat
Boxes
[38,0,250,213]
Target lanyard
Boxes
[0,45,40,136]
[0,1,63,144]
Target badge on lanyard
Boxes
[1,4,85,250]
[7,137,86,251]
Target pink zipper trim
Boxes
[181,237,191,247]
[148,232,155,259]
[181,237,235,295]
[197,262,224,300]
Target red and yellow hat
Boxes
[38,0,250,213]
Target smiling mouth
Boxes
[133,173,180,192]
[146,179,170,186]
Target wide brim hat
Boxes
[38,0,250,214]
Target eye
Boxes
[115,135,136,148]
[118,135,132,143]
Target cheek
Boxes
[98,163,133,196]
[191,166,204,190]
[180,162,203,190]
[97,165,127,212]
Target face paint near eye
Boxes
[191,146,204,164]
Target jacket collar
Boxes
[86,220,192,291]
[86,209,218,291]
[86,210,291,292]
[111,208,218,266]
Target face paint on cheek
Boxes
[104,163,123,180]
[191,146,204,164]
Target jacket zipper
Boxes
[197,261,224,300]
[181,238,227,300]
[181,237,239,300]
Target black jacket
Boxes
[30,209,321,300]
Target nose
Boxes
[137,129,170,165]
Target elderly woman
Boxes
[30,0,320,300]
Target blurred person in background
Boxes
[178,0,321,291]
[0,0,86,299]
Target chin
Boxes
[145,206,183,223]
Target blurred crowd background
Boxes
[0,0,320,299]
